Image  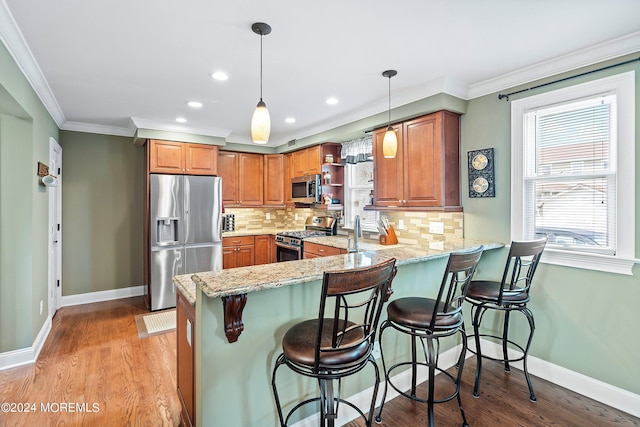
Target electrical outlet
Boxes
[429,241,444,250]
[429,221,444,234]
[40,300,43,315]
[295,213,299,221]
[372,342,382,359]
[266,212,271,220]
[398,219,405,229]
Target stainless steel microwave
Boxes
[291,174,321,204]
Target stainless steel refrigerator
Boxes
[149,174,223,311]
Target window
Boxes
[344,161,378,231]
[511,71,636,275]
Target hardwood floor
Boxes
[1,297,638,427]
[0,297,181,427]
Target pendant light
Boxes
[382,70,398,158]
[251,22,272,144]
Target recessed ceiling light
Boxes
[285,117,296,123]
[187,101,203,108]
[212,71,229,81]
[176,117,187,123]
[326,97,339,105]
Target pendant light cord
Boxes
[387,76,391,126]
[259,31,264,101]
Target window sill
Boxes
[541,248,639,275]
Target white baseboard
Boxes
[0,285,144,372]
[475,340,640,418]
[291,339,640,426]
[60,285,145,307]
[0,316,51,372]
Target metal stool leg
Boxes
[374,321,389,424]
[271,354,287,427]
[456,330,469,427]
[472,304,484,398]
[521,307,537,402]
[502,310,511,373]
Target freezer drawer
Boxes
[185,244,223,274]
[150,247,184,311]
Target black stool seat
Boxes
[465,280,530,304]
[387,297,463,330]
[282,319,368,369]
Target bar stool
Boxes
[271,258,397,427]
[375,246,483,427]
[464,237,547,402]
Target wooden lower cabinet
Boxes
[176,290,195,427]
[222,236,255,269]
[303,241,345,258]
[254,234,272,265]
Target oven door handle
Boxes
[275,242,302,252]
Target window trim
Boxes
[343,162,378,232]
[511,71,637,275]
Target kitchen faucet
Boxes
[348,215,363,253]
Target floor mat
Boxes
[135,309,176,338]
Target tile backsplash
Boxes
[224,207,463,242]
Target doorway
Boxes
[48,137,62,318]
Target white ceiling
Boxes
[2,0,640,147]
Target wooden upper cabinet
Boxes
[238,153,264,206]
[373,123,404,206]
[263,154,285,206]
[217,151,240,205]
[148,139,218,175]
[292,145,322,177]
[292,149,309,177]
[218,151,264,207]
[185,144,218,175]
[307,145,322,174]
[284,153,294,205]
[373,111,461,209]
[149,140,185,174]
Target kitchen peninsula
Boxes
[173,236,503,427]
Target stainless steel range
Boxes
[275,217,337,262]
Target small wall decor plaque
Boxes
[468,148,495,198]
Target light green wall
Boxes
[0,41,59,353]
[461,53,640,393]
[59,131,145,295]
[0,114,33,351]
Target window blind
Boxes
[523,95,616,254]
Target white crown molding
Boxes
[130,117,231,139]
[61,121,134,137]
[0,0,65,126]
[468,31,640,100]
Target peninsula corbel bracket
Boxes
[222,294,247,343]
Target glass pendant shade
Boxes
[251,99,270,144]
[382,125,397,158]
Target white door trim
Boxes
[48,137,62,317]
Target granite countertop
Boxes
[174,274,198,305]
[183,237,502,300]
